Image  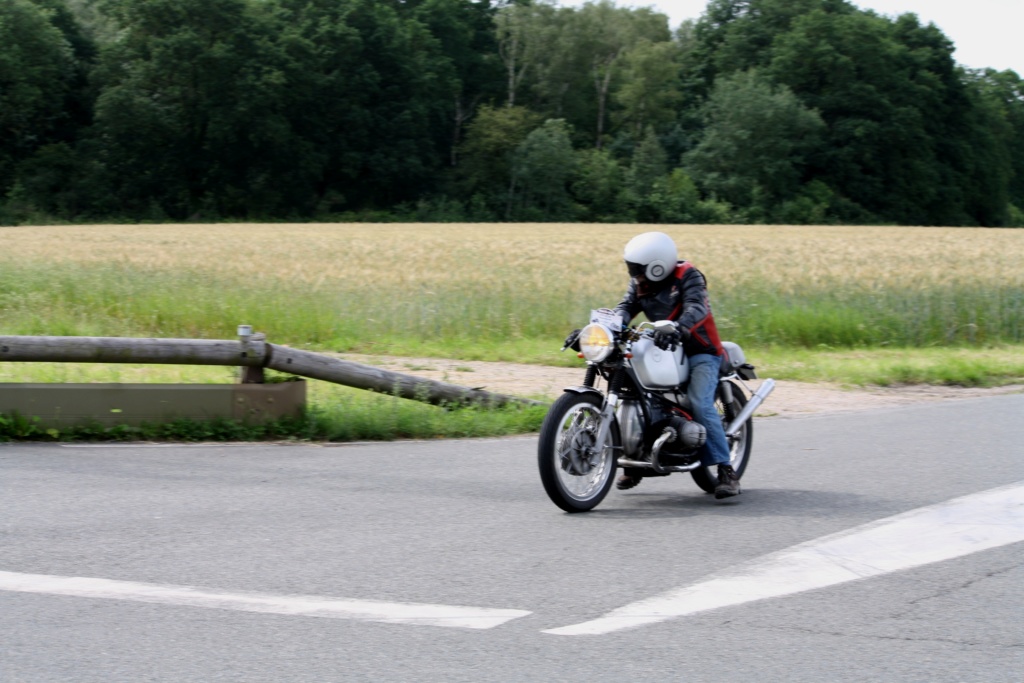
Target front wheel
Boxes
[691,381,753,493]
[537,392,619,512]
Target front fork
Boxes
[591,393,620,458]
[588,363,623,459]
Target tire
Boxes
[537,392,619,512]
[691,381,753,493]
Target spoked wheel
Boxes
[537,392,619,512]
[691,381,753,493]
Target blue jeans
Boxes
[688,353,732,467]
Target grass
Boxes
[305,387,547,442]
[1,223,1021,352]
[755,346,1024,387]
[1,222,1022,441]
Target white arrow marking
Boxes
[546,482,1024,636]
[0,571,530,630]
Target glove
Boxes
[563,328,582,351]
[653,322,687,351]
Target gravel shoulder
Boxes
[340,354,1024,418]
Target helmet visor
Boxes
[625,260,646,279]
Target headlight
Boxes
[579,323,614,362]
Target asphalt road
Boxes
[2,394,1022,682]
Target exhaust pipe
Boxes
[617,457,702,473]
[725,379,775,438]
[617,428,703,473]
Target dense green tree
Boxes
[89,0,309,218]
[35,0,98,58]
[626,127,670,222]
[515,3,583,119]
[9,142,83,217]
[0,0,85,195]
[646,168,735,224]
[518,1,670,147]
[494,0,556,107]
[33,0,97,140]
[275,0,455,212]
[87,0,459,218]
[684,70,824,214]
[65,0,120,45]
[456,104,541,213]
[945,72,1013,227]
[575,1,670,147]
[1,0,1021,226]
[967,69,1024,216]
[409,0,503,166]
[679,0,846,102]
[570,147,628,221]
[627,127,667,200]
[509,118,576,219]
[613,39,683,139]
[769,9,1002,224]
[679,0,1015,225]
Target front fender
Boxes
[562,385,605,399]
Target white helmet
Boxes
[623,231,678,282]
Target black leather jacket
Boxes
[615,261,724,357]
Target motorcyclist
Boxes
[613,231,740,499]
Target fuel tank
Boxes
[630,336,688,389]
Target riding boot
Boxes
[715,464,741,499]
[616,473,643,490]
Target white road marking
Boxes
[0,571,530,630]
[546,482,1024,636]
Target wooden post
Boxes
[238,329,266,384]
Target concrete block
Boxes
[0,381,306,427]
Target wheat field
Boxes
[1,223,1022,354]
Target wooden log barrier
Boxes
[0,335,266,366]
[0,335,542,408]
[265,344,542,408]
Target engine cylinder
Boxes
[676,418,706,450]
[617,400,644,457]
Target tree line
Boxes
[2,0,1023,226]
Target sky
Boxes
[556,0,1024,75]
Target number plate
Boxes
[589,308,621,329]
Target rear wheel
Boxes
[537,392,619,512]
[691,382,753,493]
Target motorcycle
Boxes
[537,308,775,512]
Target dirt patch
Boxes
[338,354,1024,418]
